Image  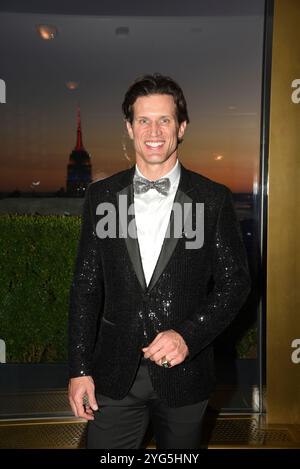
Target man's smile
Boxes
[144,140,165,149]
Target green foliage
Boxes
[0,215,80,363]
[0,214,257,363]
[236,323,258,358]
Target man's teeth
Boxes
[145,142,164,147]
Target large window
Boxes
[0,0,266,418]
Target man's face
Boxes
[126,94,186,168]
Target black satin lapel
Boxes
[117,184,147,292]
[147,189,193,293]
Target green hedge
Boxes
[0,215,80,363]
[0,214,257,363]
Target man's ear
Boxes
[178,120,187,140]
[126,120,134,140]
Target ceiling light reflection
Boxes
[66,81,79,90]
[36,25,58,40]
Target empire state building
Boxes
[66,106,92,196]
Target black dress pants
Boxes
[87,356,208,449]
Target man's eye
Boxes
[161,118,170,124]
[139,119,148,124]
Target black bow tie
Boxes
[133,176,171,196]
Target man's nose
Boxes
[149,122,162,136]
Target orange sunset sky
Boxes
[0,10,264,194]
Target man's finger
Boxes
[143,334,166,358]
[69,396,78,417]
[75,400,95,420]
[87,390,98,411]
[84,405,95,416]
[145,344,165,359]
[148,332,164,347]
[150,349,172,363]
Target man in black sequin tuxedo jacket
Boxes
[68,74,251,449]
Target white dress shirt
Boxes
[134,159,181,286]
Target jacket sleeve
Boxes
[174,187,251,361]
[68,184,104,378]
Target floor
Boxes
[0,389,299,449]
[0,413,300,449]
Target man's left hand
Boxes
[142,329,189,367]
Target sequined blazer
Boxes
[68,164,251,407]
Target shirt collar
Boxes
[135,159,181,189]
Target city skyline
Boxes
[0,10,264,194]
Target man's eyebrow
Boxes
[135,114,173,119]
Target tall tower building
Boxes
[66,106,92,196]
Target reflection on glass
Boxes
[0,2,265,416]
[36,24,58,40]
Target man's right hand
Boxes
[68,376,98,421]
